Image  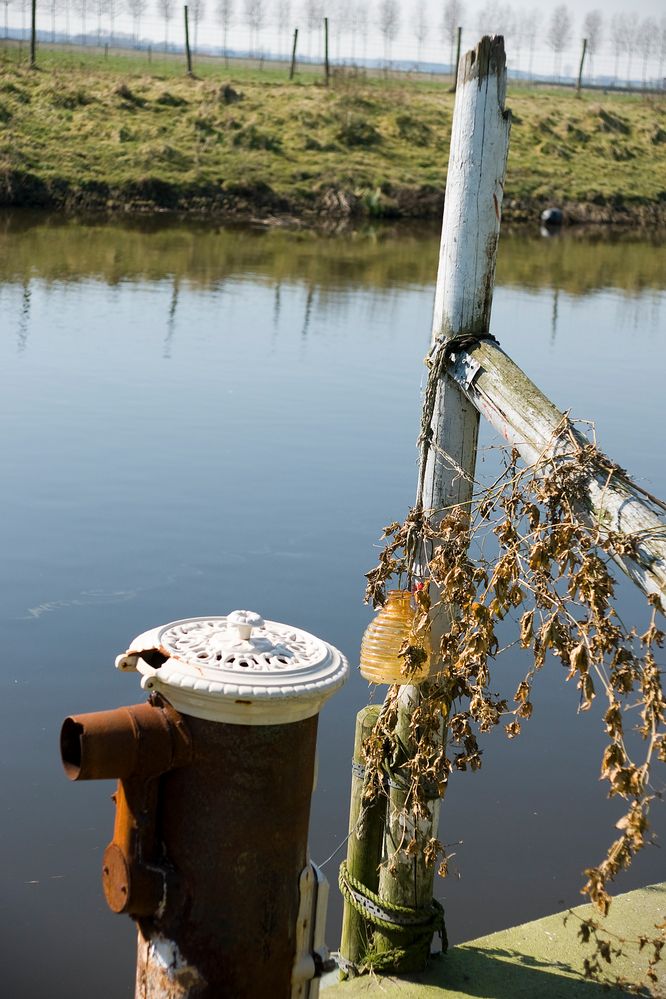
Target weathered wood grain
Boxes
[451,339,666,611]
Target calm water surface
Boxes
[0,212,664,997]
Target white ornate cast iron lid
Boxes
[115,610,349,726]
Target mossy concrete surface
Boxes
[322,883,665,998]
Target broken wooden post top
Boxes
[459,34,507,99]
[432,35,511,342]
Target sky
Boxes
[6,0,666,82]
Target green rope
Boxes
[339,860,447,974]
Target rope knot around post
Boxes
[338,860,447,975]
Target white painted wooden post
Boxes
[424,33,511,644]
[373,36,511,969]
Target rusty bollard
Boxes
[60,610,348,999]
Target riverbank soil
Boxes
[0,47,664,224]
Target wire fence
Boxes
[1,2,665,90]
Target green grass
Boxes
[1,42,664,221]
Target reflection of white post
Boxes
[374,36,511,971]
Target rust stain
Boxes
[493,192,500,220]
[60,700,191,782]
[60,700,193,919]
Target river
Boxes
[0,211,664,996]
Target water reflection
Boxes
[0,211,664,999]
[551,288,559,344]
[1,210,665,297]
[17,280,30,354]
[302,285,315,338]
[273,281,282,331]
[164,276,179,360]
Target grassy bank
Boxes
[1,47,665,224]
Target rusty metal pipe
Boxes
[60,699,193,920]
[60,701,191,781]
[135,712,319,998]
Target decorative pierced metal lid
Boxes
[115,611,348,726]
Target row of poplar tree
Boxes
[4,1,666,84]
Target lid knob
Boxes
[119,612,349,726]
[227,610,265,642]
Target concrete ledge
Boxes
[322,883,665,998]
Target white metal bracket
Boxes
[449,351,482,391]
[291,862,330,999]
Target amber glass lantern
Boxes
[359,590,430,685]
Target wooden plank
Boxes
[448,339,666,611]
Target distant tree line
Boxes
[3,0,666,86]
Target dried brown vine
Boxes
[363,435,665,991]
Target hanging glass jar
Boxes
[359,590,430,685]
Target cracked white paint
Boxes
[136,931,207,998]
[150,936,200,983]
[152,936,204,988]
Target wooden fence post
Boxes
[451,25,462,92]
[184,5,193,76]
[339,706,384,975]
[324,16,330,86]
[29,0,36,68]
[577,37,588,95]
[371,35,511,971]
[289,27,298,80]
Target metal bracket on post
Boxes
[449,351,481,392]
[291,862,331,998]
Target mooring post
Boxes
[339,705,384,975]
[372,35,511,971]
[60,610,348,998]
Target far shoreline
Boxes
[2,176,665,230]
